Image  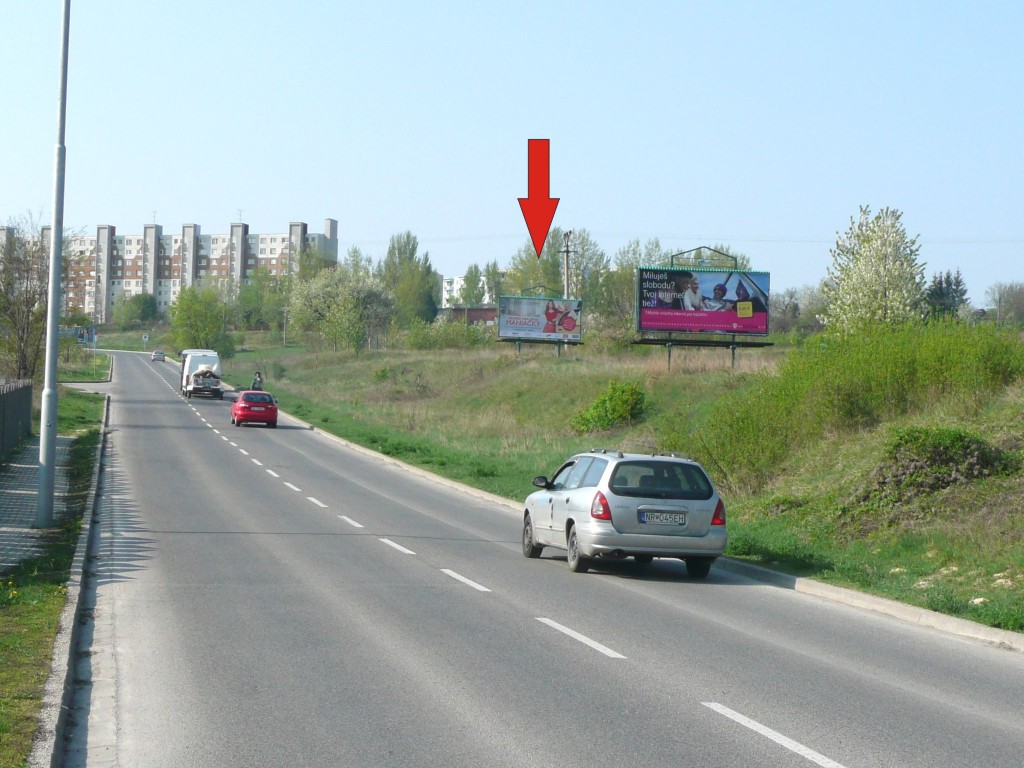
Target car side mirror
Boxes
[532,476,550,489]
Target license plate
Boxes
[251,406,265,411]
[640,511,686,525]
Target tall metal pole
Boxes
[37,0,73,528]
[562,230,572,299]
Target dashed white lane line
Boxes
[308,497,327,508]
[239,449,249,456]
[266,469,279,478]
[284,482,301,492]
[440,569,490,592]
[379,538,416,555]
[339,515,363,528]
[535,618,626,659]
[252,458,263,467]
[701,703,847,768]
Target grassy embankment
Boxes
[110,325,1024,632]
[0,355,107,768]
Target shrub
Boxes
[401,318,494,350]
[570,381,647,434]
[859,426,1020,507]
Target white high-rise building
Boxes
[61,219,338,322]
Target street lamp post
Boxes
[37,0,73,528]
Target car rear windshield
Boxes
[608,460,713,500]
[242,393,274,404]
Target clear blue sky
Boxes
[4,1,1022,304]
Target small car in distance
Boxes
[231,390,278,428]
[150,349,165,362]
[522,449,726,577]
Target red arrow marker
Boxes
[518,139,559,258]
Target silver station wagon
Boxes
[522,450,727,577]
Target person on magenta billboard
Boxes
[682,274,705,310]
[543,300,560,332]
[669,272,703,310]
[704,283,735,311]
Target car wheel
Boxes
[684,557,713,579]
[566,525,590,573]
[522,513,543,558]
[269,421,277,428]
[634,554,654,565]
[235,419,243,427]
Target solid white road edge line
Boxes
[339,515,363,528]
[701,703,847,768]
[535,618,626,659]
[379,538,416,555]
[440,569,491,592]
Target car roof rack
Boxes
[657,451,691,459]
[589,448,624,458]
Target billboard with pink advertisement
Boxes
[636,268,771,336]
[498,296,583,342]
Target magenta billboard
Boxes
[636,268,771,335]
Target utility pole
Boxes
[562,230,575,299]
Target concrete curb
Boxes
[714,557,1024,653]
[29,393,111,768]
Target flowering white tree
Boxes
[820,206,925,333]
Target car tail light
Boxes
[711,498,726,526]
[591,491,611,520]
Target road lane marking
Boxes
[284,482,301,491]
[239,449,249,456]
[308,497,327,508]
[339,516,363,528]
[441,569,491,592]
[266,469,279,478]
[379,538,415,555]
[535,618,626,659]
[252,458,263,466]
[701,703,847,768]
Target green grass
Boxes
[57,348,110,383]
[0,388,104,768]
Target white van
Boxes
[179,349,223,399]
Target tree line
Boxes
[3,208,1024,378]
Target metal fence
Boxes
[0,380,33,460]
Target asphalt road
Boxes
[61,351,1024,767]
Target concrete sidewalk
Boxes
[0,435,76,573]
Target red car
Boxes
[231,390,278,428]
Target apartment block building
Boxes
[440,273,499,308]
[61,218,338,323]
